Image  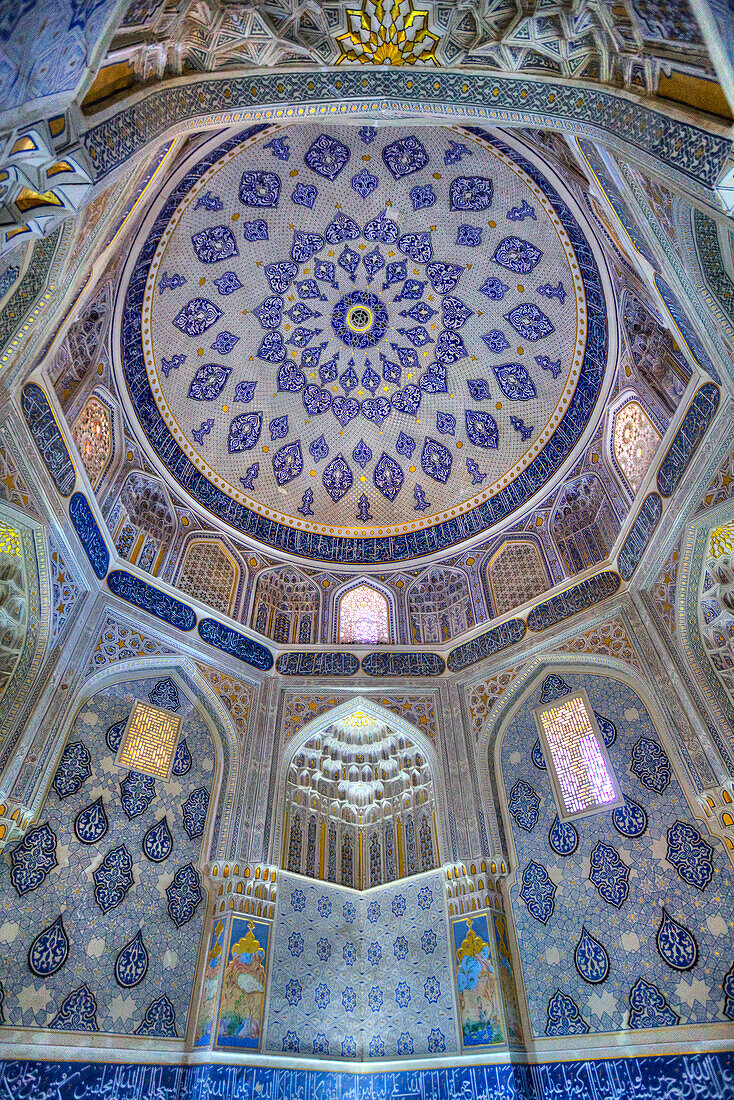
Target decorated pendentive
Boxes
[121,122,612,564]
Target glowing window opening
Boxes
[534,689,622,820]
[338,584,389,644]
[116,700,181,779]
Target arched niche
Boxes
[270,697,449,887]
[407,565,473,644]
[176,536,240,617]
[251,565,320,644]
[488,539,550,617]
[105,470,176,576]
[550,473,620,576]
[607,391,662,498]
[334,578,394,645]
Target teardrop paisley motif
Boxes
[115,930,149,988]
[593,711,616,746]
[574,927,610,984]
[143,817,173,863]
[171,738,192,776]
[548,815,578,856]
[28,915,69,977]
[106,721,126,753]
[612,796,648,838]
[74,797,109,845]
[656,908,698,971]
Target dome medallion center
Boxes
[332,291,388,349]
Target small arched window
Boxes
[72,395,112,488]
[177,539,238,615]
[338,584,389,644]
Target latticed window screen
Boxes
[338,584,389,644]
[178,540,236,614]
[116,701,181,779]
[534,690,621,820]
[489,541,548,615]
[612,400,661,493]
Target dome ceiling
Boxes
[118,122,614,565]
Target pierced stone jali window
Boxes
[72,396,112,488]
[116,700,181,779]
[338,584,389,644]
[612,400,661,494]
[534,689,621,820]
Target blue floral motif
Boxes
[402,300,435,324]
[288,932,304,957]
[421,929,437,954]
[242,219,268,242]
[172,739,192,776]
[369,1036,385,1057]
[352,439,372,468]
[331,290,388,349]
[656,908,698,971]
[373,452,403,501]
[166,864,203,927]
[394,936,409,961]
[277,362,306,392]
[539,674,571,703]
[135,995,177,1037]
[148,676,180,711]
[264,136,290,160]
[511,415,534,440]
[285,979,302,1006]
[589,841,630,908]
[214,271,242,295]
[508,780,540,831]
[417,885,433,910]
[323,454,353,502]
[537,280,566,303]
[291,889,306,912]
[723,965,734,1020]
[394,279,426,302]
[342,986,357,1012]
[305,134,350,179]
[188,362,231,401]
[351,167,378,198]
[195,191,223,212]
[115,930,149,988]
[574,927,610,984]
[269,415,289,440]
[142,817,173,862]
[666,821,714,890]
[466,460,486,485]
[428,1028,446,1053]
[536,354,562,377]
[228,412,263,452]
[367,901,381,923]
[211,331,239,354]
[593,711,616,746]
[28,915,68,976]
[365,986,382,1012]
[362,365,380,393]
[492,362,537,400]
[265,261,298,294]
[52,741,92,799]
[507,199,536,221]
[481,330,510,354]
[531,740,546,769]
[93,844,134,913]
[505,303,554,342]
[50,985,99,1032]
[254,295,282,329]
[283,1032,300,1053]
[291,182,317,208]
[312,1029,327,1056]
[383,260,408,288]
[613,796,648,838]
[467,379,491,401]
[318,353,338,382]
[493,236,542,274]
[342,1036,357,1057]
[315,984,331,1010]
[173,297,222,336]
[520,860,555,923]
[273,441,303,486]
[465,410,499,449]
[291,230,325,263]
[239,170,280,206]
[399,324,431,348]
[343,941,357,965]
[363,247,385,284]
[191,225,238,263]
[395,432,415,459]
[398,232,433,263]
[317,895,332,918]
[298,489,314,516]
[332,398,360,427]
[421,438,452,483]
[182,787,210,839]
[445,141,473,164]
[398,1033,414,1055]
[161,354,186,377]
[628,979,679,1028]
[326,212,361,243]
[457,225,482,247]
[425,261,463,294]
[120,771,156,819]
[411,184,436,210]
[193,417,213,443]
[437,412,455,435]
[382,136,428,179]
[546,990,589,1035]
[479,276,510,300]
[240,463,259,489]
[392,894,406,917]
[449,176,494,210]
[359,126,377,144]
[316,938,332,963]
[315,260,337,287]
[631,737,671,793]
[548,815,578,856]
[424,976,441,1003]
[310,435,329,462]
[74,799,108,846]
[11,823,57,894]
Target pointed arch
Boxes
[251,564,320,644]
[407,565,473,644]
[335,578,393,644]
[551,473,620,575]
